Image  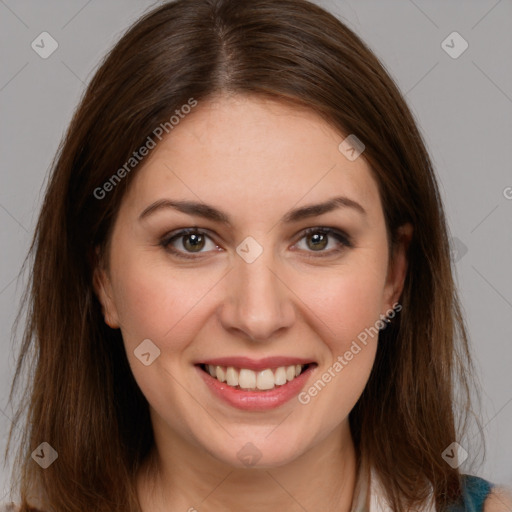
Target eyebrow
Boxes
[138,195,366,225]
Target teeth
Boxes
[274,366,287,385]
[204,364,307,391]
[216,366,226,383]
[256,369,275,390]
[226,366,239,387]
[239,369,256,389]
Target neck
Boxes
[137,418,358,512]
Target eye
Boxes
[293,227,352,257]
[160,226,352,260]
[160,228,220,259]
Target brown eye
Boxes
[160,226,352,260]
[305,231,329,251]
[160,229,219,259]
[181,233,206,252]
[294,227,352,257]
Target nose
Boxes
[218,246,296,342]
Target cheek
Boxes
[111,243,388,353]
[299,261,388,350]
[109,256,217,356]
[293,267,385,425]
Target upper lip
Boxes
[197,356,315,371]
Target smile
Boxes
[196,357,317,411]
[200,363,310,391]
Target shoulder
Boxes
[483,486,512,512]
[449,475,510,512]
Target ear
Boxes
[382,223,413,313]
[92,248,120,329]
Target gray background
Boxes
[1,0,511,502]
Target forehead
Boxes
[120,94,382,223]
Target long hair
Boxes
[5,0,483,510]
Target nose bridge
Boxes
[220,237,295,341]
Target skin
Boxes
[94,93,412,512]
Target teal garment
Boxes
[447,475,494,512]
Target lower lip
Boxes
[197,365,316,411]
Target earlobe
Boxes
[383,223,413,311]
[92,261,120,329]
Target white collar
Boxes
[350,461,436,512]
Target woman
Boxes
[3,0,511,511]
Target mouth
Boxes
[195,358,318,411]
[198,362,314,391]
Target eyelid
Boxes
[159,227,219,260]
[159,226,352,259]
[297,226,352,247]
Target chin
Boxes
[201,430,309,469]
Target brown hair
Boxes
[5,0,483,510]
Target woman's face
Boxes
[94,93,410,468]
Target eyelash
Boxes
[159,227,353,260]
